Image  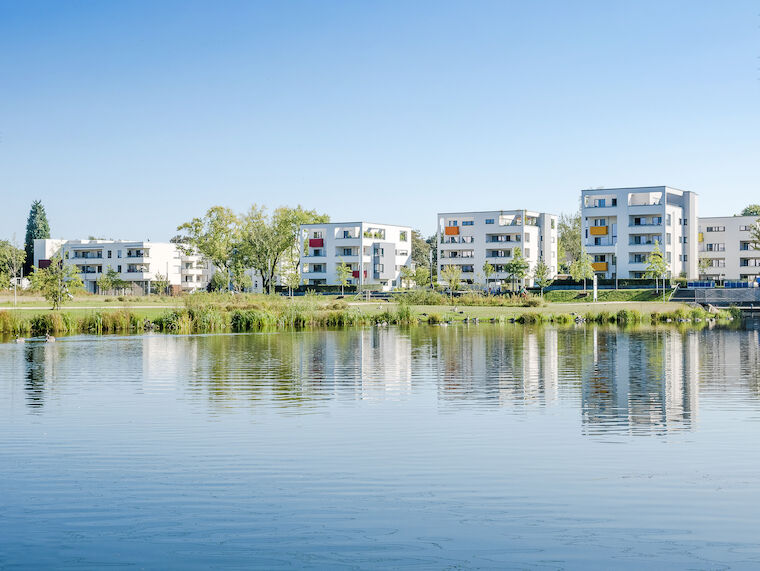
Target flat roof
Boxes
[300,221,411,228]
[436,210,556,216]
[581,185,694,194]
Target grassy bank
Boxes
[0,292,740,337]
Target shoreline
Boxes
[0,302,740,339]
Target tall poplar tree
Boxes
[24,200,51,275]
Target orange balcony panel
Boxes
[592,262,608,272]
[444,226,459,236]
[590,226,608,236]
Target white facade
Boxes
[697,216,760,281]
[581,186,698,279]
[436,210,558,287]
[33,239,212,294]
[299,222,412,290]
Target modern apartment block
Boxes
[299,222,412,290]
[33,239,212,294]
[436,210,559,287]
[697,216,760,281]
[581,186,698,279]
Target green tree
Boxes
[177,206,240,290]
[440,264,462,299]
[97,268,128,294]
[24,200,51,275]
[482,261,495,287]
[569,248,594,292]
[645,240,669,294]
[400,265,415,289]
[741,204,760,216]
[30,255,84,310]
[152,272,170,295]
[698,256,712,279]
[209,272,228,292]
[413,265,430,288]
[0,238,25,290]
[532,258,554,297]
[557,211,581,270]
[504,247,530,291]
[239,205,329,294]
[411,230,431,269]
[336,259,352,296]
[280,251,302,297]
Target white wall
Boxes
[698,216,760,281]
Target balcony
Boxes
[72,251,103,259]
[589,226,608,236]
[309,238,324,248]
[352,270,360,278]
[592,262,608,272]
[444,226,459,236]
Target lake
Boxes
[2,325,760,569]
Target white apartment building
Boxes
[436,210,559,287]
[33,239,212,294]
[581,186,698,279]
[697,216,760,281]
[299,222,412,290]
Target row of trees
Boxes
[176,205,329,294]
[436,247,554,296]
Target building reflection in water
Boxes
[433,326,559,407]
[126,325,760,433]
[156,329,413,409]
[23,342,58,410]
[580,328,699,434]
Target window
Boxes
[313,231,323,238]
[740,225,751,231]
[485,218,494,224]
[399,231,408,241]
[117,250,122,258]
[551,219,556,229]
[667,214,672,225]
[107,250,112,258]
[396,249,409,256]
[376,248,384,255]
[375,264,384,272]
[706,226,725,232]
[461,221,474,226]
[461,265,474,273]
[342,248,352,256]
[594,255,605,262]
[117,265,122,272]
[448,220,458,226]
[594,237,601,245]
[461,236,474,243]
[611,198,617,206]
[594,218,606,226]
[666,233,671,245]
[313,249,323,256]
[525,248,530,257]
[343,230,351,238]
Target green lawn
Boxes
[352,300,690,321]
[543,289,666,303]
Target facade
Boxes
[33,239,212,294]
[697,216,760,281]
[436,210,558,287]
[299,222,412,290]
[581,186,698,279]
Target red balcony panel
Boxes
[352,271,360,278]
[364,270,368,278]
[309,238,324,247]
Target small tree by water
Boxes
[30,255,84,310]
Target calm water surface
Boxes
[2,325,760,569]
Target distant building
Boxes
[299,222,412,290]
[697,216,760,281]
[33,239,212,294]
[435,210,558,287]
[581,186,698,279]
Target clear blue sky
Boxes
[1,0,757,241]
